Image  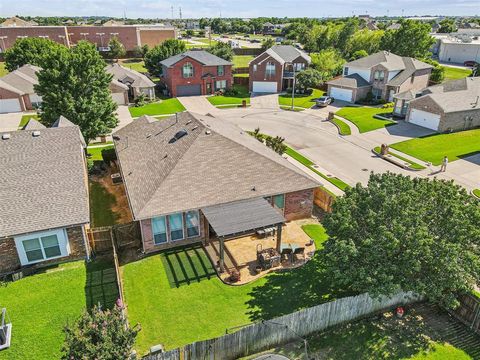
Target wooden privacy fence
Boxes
[234,76,249,86]
[314,187,335,213]
[233,67,249,74]
[87,226,113,253]
[233,48,263,56]
[448,294,480,334]
[145,291,421,360]
[87,222,142,254]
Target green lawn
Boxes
[473,189,480,198]
[374,146,426,170]
[442,66,472,82]
[336,106,395,133]
[18,114,40,129]
[129,98,186,117]
[234,73,249,78]
[0,61,8,76]
[122,224,352,354]
[332,117,352,136]
[118,59,147,73]
[89,179,121,227]
[278,89,324,109]
[0,262,87,360]
[86,144,114,161]
[390,128,480,165]
[232,55,254,68]
[207,85,250,106]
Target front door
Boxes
[206,82,212,94]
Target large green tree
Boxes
[380,19,435,58]
[144,39,186,76]
[310,49,346,81]
[346,29,384,56]
[437,19,457,33]
[35,41,118,143]
[107,36,126,61]
[207,41,234,61]
[296,68,323,90]
[321,172,480,308]
[4,37,66,71]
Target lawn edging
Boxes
[472,189,480,199]
[372,146,426,171]
[330,117,352,136]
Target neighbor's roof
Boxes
[387,57,432,86]
[411,77,480,114]
[106,63,155,89]
[1,16,38,27]
[0,118,89,238]
[0,64,41,95]
[346,51,407,71]
[393,89,420,101]
[22,118,46,130]
[263,45,311,65]
[327,73,371,88]
[160,50,232,67]
[113,111,320,220]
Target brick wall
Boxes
[0,238,21,274]
[0,26,68,50]
[139,28,177,48]
[284,188,315,221]
[249,52,283,92]
[67,26,138,51]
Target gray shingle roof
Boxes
[0,122,89,238]
[160,50,232,67]
[267,45,311,64]
[387,57,432,86]
[22,118,46,130]
[346,51,406,70]
[327,73,371,88]
[106,63,155,89]
[113,112,320,220]
[0,64,40,95]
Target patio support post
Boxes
[219,236,225,273]
[276,223,282,253]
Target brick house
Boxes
[0,64,42,113]
[0,117,91,275]
[393,77,480,132]
[160,50,233,97]
[327,51,433,103]
[106,63,156,103]
[113,112,320,271]
[248,45,311,93]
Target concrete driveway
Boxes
[0,112,26,132]
[178,96,219,115]
[250,93,279,109]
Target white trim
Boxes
[14,228,69,266]
[81,225,90,261]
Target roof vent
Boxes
[185,120,192,125]
[2,133,11,140]
[205,130,212,135]
[192,125,199,131]
[32,131,41,137]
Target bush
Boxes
[382,102,394,109]
[223,87,239,96]
[101,148,117,164]
[87,158,95,174]
[134,93,146,107]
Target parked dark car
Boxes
[316,96,334,107]
[464,61,478,67]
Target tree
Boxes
[144,39,186,76]
[185,29,195,37]
[380,19,435,58]
[437,19,457,33]
[296,68,323,90]
[107,36,126,61]
[321,172,480,309]
[310,49,346,82]
[265,135,287,155]
[421,58,445,83]
[334,17,359,56]
[261,37,276,50]
[62,304,140,360]
[35,41,118,143]
[346,29,384,56]
[4,37,66,71]
[350,50,368,61]
[207,42,234,61]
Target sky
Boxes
[1,0,479,19]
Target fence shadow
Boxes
[84,256,119,309]
[161,244,217,288]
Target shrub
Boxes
[382,102,394,109]
[134,93,146,107]
[223,87,239,96]
[101,148,117,164]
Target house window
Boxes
[294,63,305,71]
[152,216,167,244]
[266,62,276,77]
[273,194,285,211]
[343,67,349,76]
[253,64,257,72]
[182,62,194,78]
[372,88,382,99]
[374,71,385,81]
[215,80,227,91]
[217,65,224,76]
[168,213,184,241]
[186,211,200,238]
[15,229,68,265]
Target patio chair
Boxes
[281,247,293,264]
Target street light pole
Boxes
[291,63,296,111]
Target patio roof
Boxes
[202,197,285,238]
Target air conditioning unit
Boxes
[97,46,111,52]
[111,173,123,184]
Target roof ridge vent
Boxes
[32,131,41,137]
[2,133,11,140]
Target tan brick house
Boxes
[0,64,42,113]
[327,51,432,103]
[113,112,320,270]
[0,117,91,275]
[160,50,233,97]
[249,45,311,93]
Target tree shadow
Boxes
[85,257,119,309]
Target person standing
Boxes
[440,156,448,172]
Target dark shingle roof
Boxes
[0,122,89,237]
[160,50,232,67]
[113,112,320,220]
[327,73,371,88]
[267,45,311,63]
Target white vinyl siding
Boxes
[347,66,371,82]
[14,228,69,266]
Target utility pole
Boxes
[179,7,182,20]
[291,64,296,111]
[171,5,174,19]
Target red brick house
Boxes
[0,117,91,275]
[160,50,233,97]
[113,112,320,271]
[249,45,311,93]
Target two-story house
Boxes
[160,50,233,97]
[249,45,311,93]
[327,51,433,103]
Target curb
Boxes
[372,149,423,172]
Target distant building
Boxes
[438,35,480,64]
[103,20,125,27]
[0,16,37,27]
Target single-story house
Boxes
[160,50,233,97]
[394,77,480,132]
[113,111,320,271]
[0,117,91,275]
[106,63,156,102]
[327,51,432,103]
[109,79,130,105]
[249,45,311,93]
[0,64,42,113]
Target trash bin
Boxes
[242,99,247,108]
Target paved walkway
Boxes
[178,95,219,115]
[250,93,279,109]
[0,112,27,132]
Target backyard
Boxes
[207,84,251,107]
[18,114,40,129]
[118,58,147,73]
[89,179,121,227]
[129,97,186,117]
[336,106,395,133]
[0,259,118,360]
[390,128,480,165]
[121,223,353,354]
[278,89,324,109]
[442,66,472,82]
[232,55,254,68]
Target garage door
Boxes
[408,108,440,131]
[0,99,22,114]
[111,92,127,105]
[329,87,353,102]
[252,81,277,93]
[177,85,202,97]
